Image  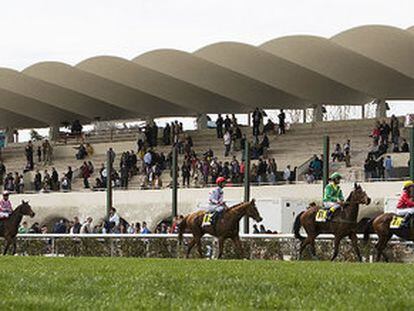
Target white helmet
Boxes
[2,190,10,196]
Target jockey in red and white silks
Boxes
[0,191,13,218]
[207,177,227,213]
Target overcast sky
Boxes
[0,0,413,123]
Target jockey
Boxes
[0,191,13,219]
[323,172,344,219]
[396,180,414,223]
[207,177,227,221]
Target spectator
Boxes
[141,221,151,234]
[252,108,262,137]
[75,144,87,160]
[109,207,121,232]
[51,167,59,191]
[42,139,53,165]
[80,217,93,234]
[37,146,42,163]
[283,165,291,183]
[71,216,82,234]
[257,158,267,184]
[65,166,73,190]
[344,151,351,168]
[181,161,191,187]
[25,140,34,170]
[401,139,409,153]
[29,222,41,233]
[81,161,90,188]
[34,170,42,192]
[390,115,400,146]
[53,219,67,234]
[18,221,29,234]
[332,144,344,162]
[278,109,286,135]
[224,115,232,132]
[384,155,393,180]
[216,114,224,139]
[223,131,231,157]
[343,139,351,154]
[253,224,260,234]
[267,158,277,184]
[0,161,6,186]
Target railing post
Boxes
[322,136,330,195]
[410,127,414,180]
[106,150,113,220]
[244,141,250,233]
[172,145,178,217]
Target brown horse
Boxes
[293,183,371,261]
[178,199,263,259]
[364,212,414,262]
[0,201,35,255]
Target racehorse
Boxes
[178,199,263,259]
[364,213,414,262]
[0,201,35,255]
[293,183,371,261]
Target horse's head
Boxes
[18,200,35,218]
[245,199,263,222]
[349,183,371,205]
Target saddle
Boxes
[390,214,413,229]
[202,211,222,227]
[315,207,338,223]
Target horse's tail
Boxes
[177,215,187,245]
[293,211,305,241]
[363,218,375,243]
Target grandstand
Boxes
[0,116,408,192]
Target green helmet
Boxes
[330,172,342,180]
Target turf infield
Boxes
[0,257,411,310]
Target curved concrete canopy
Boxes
[196,42,369,105]
[0,108,47,129]
[24,62,192,118]
[76,56,247,114]
[133,49,306,109]
[75,56,196,117]
[260,35,414,99]
[332,25,414,79]
[0,68,89,124]
[22,63,131,120]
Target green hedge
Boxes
[6,237,414,262]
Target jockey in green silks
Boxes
[323,172,344,219]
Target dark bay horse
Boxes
[178,199,263,259]
[293,184,371,261]
[364,213,414,262]
[0,201,35,255]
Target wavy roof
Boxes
[2,24,414,128]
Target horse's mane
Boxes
[228,201,248,210]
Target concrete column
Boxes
[313,104,323,122]
[49,125,59,142]
[361,104,365,119]
[302,109,307,123]
[5,127,14,144]
[375,99,387,118]
[247,113,251,127]
[196,114,208,130]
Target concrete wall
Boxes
[10,181,404,230]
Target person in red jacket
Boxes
[396,181,414,224]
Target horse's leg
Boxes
[196,237,204,258]
[217,237,224,259]
[298,237,311,259]
[375,233,392,262]
[331,235,343,261]
[11,237,17,256]
[3,239,10,256]
[186,238,196,258]
[349,232,362,262]
[232,236,244,259]
[309,236,318,260]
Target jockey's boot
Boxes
[402,214,411,228]
[327,207,336,220]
